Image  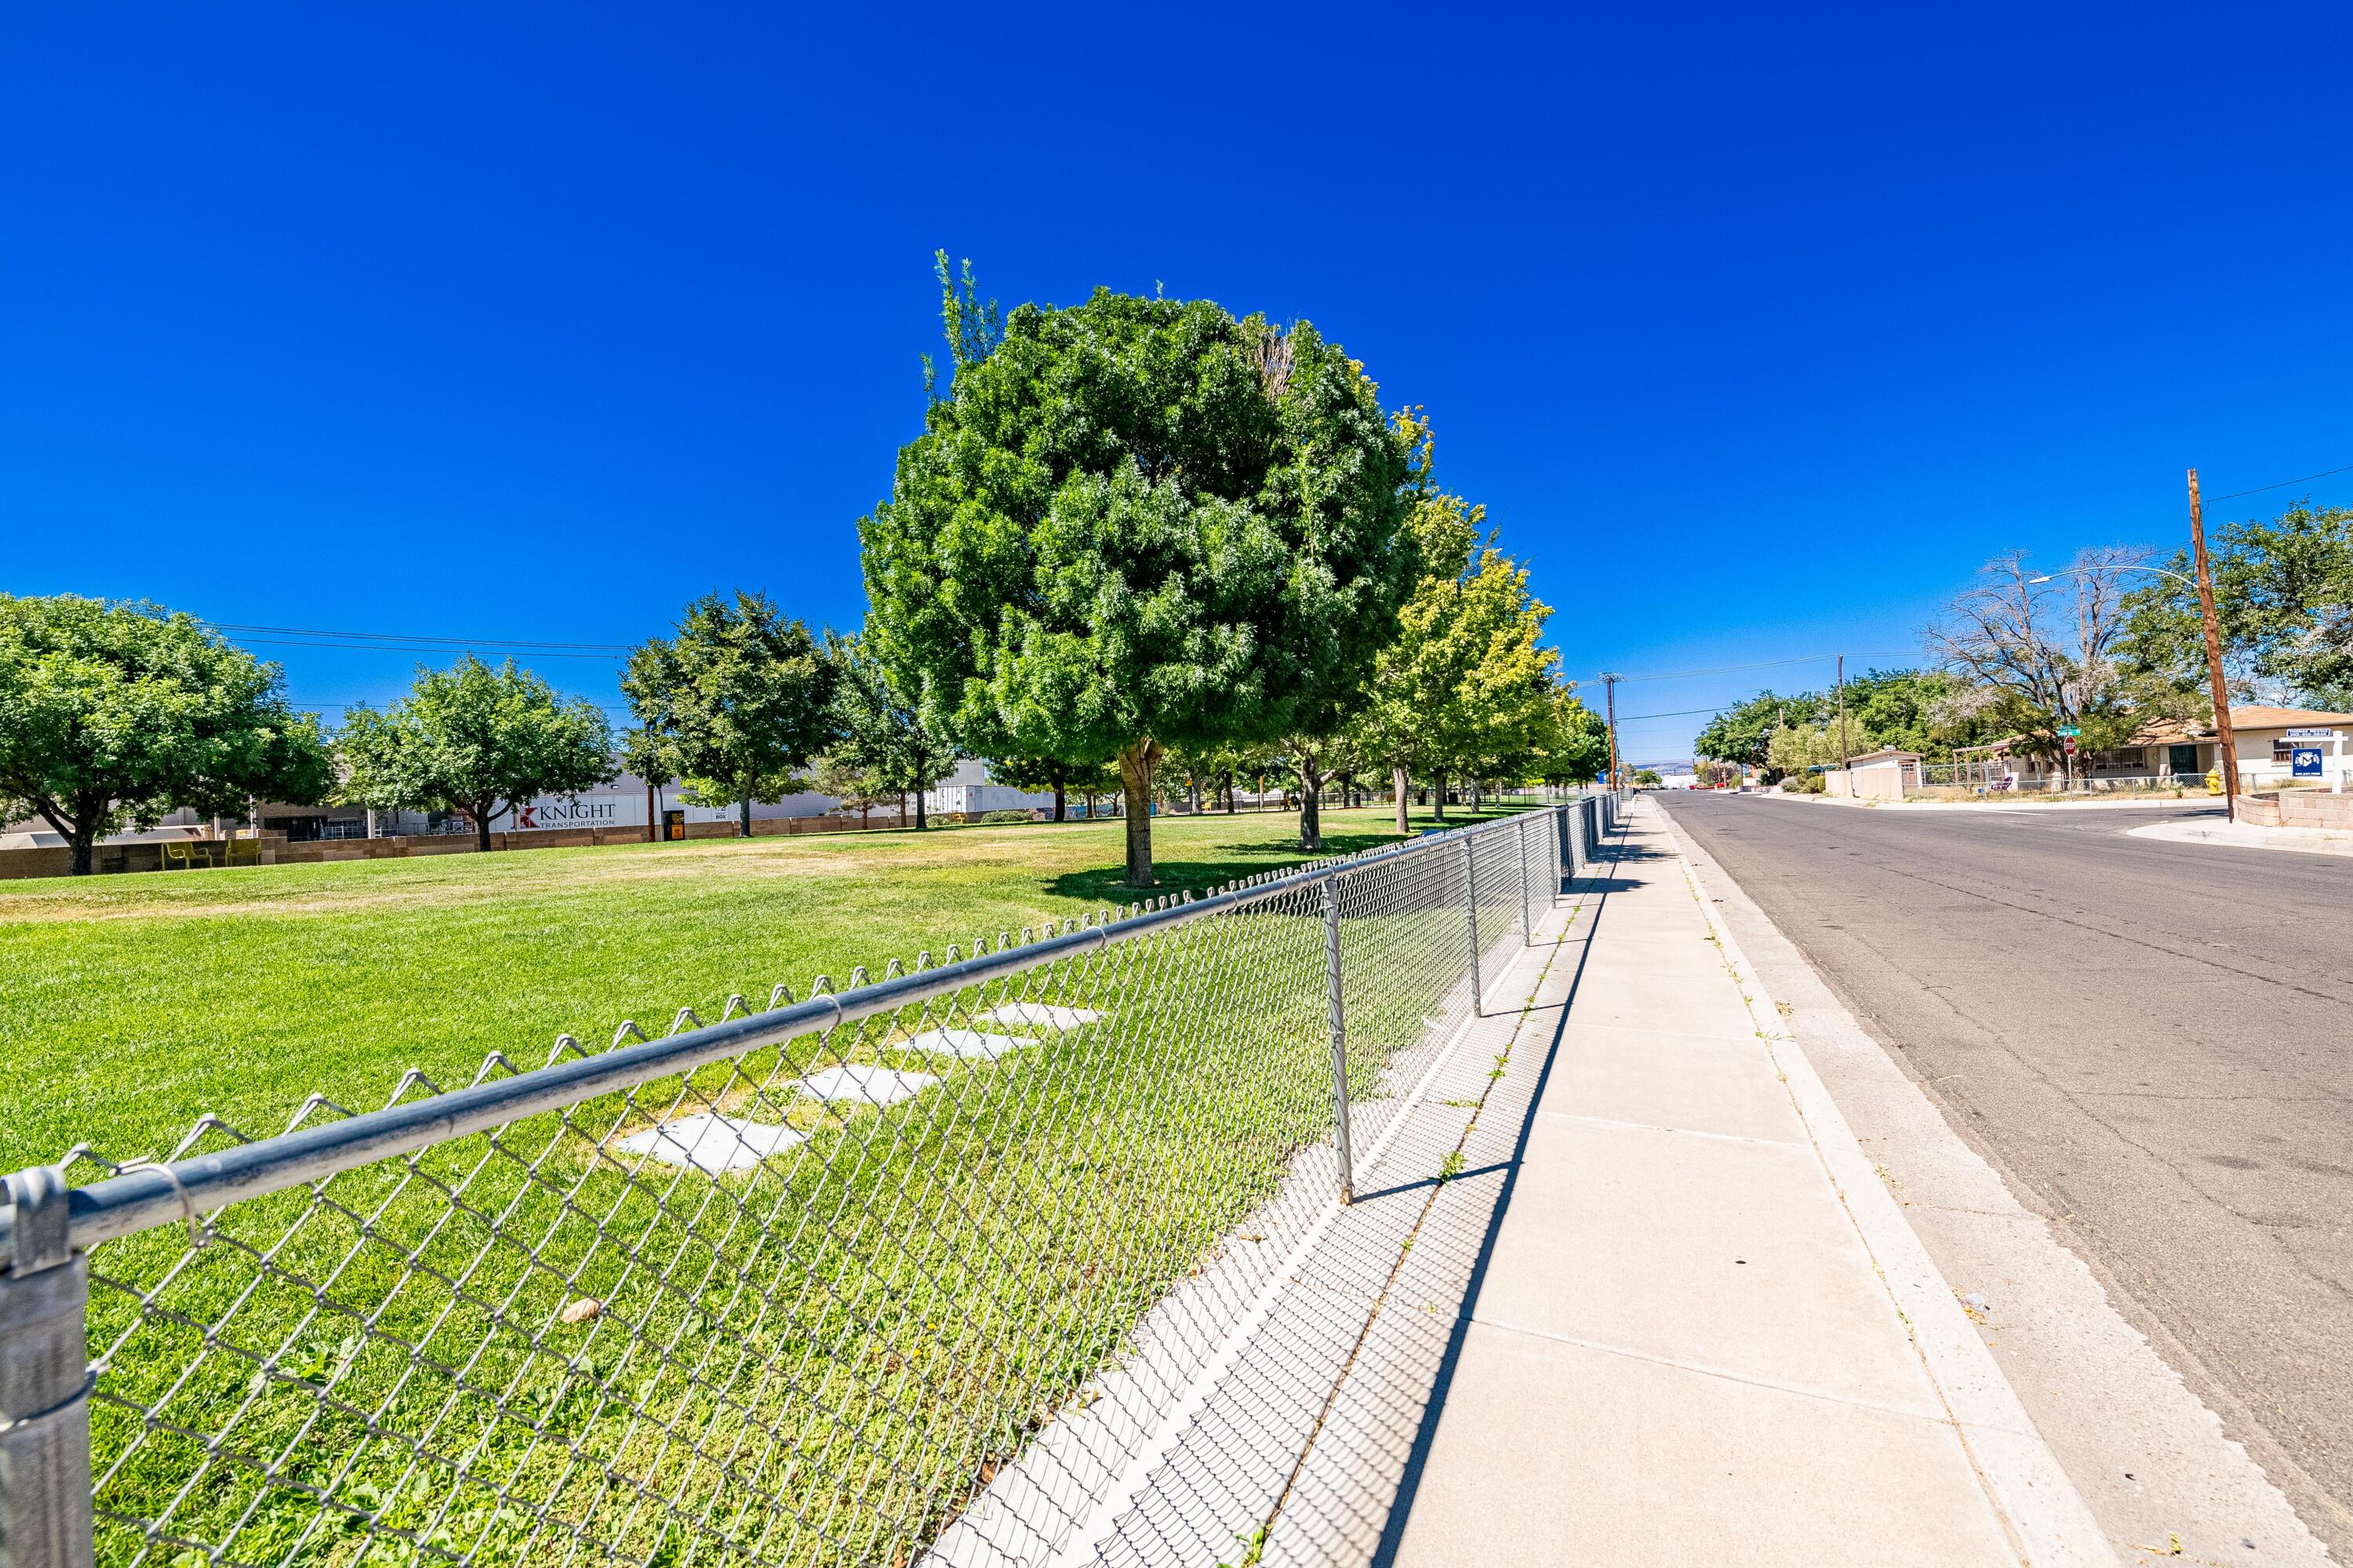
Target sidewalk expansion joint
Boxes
[1535,1109,1811,1148]
[1463,1313,1969,1428]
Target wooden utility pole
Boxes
[1602,673,1624,790]
[2188,468,2241,822]
[1836,653,1850,769]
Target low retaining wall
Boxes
[2255,790,2353,831]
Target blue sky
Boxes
[7,4,2351,762]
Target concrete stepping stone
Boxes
[978,1003,1104,1031]
[902,1028,1034,1060]
[796,1064,937,1106]
[616,1112,804,1173]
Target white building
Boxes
[923,759,1057,818]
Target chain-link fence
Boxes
[1,795,1623,1568]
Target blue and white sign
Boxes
[2293,747,2325,778]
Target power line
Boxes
[1613,705,1733,722]
[2209,462,2353,503]
[1575,648,1920,689]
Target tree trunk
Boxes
[1187,777,1201,814]
[475,802,494,853]
[1394,766,1410,834]
[69,825,96,876]
[1297,761,1325,851]
[1224,769,1237,813]
[1432,770,1448,820]
[1118,739,1160,886]
[740,789,753,839]
[915,777,929,830]
[1053,780,1067,822]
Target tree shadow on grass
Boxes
[1040,808,1547,905]
[1045,832,1406,906]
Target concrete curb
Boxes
[2129,818,2353,857]
[1647,801,2120,1566]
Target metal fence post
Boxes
[1321,877,1355,1206]
[1554,802,1573,892]
[1463,836,1482,1016]
[1517,813,1532,944]
[2,1166,95,1568]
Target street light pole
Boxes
[2188,468,2240,822]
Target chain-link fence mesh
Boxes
[2,799,1619,1568]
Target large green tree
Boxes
[1351,515,1558,825]
[624,592,838,838]
[0,595,332,874]
[1347,486,1485,832]
[1423,547,1562,796]
[829,632,956,829]
[1697,670,1984,776]
[2120,501,2353,708]
[861,282,1424,885]
[338,657,613,852]
[983,751,1119,823]
[1693,690,1830,769]
[1530,685,1611,786]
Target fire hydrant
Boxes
[2205,768,2224,795]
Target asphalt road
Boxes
[1657,794,2353,1552]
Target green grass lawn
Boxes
[2,804,1533,1176]
[20,801,1554,1568]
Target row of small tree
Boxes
[0,590,946,872]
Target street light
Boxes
[2024,566,2195,587]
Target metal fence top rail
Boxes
[1,795,1617,1270]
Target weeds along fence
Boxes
[1,795,1625,1568]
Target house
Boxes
[1950,707,2353,788]
[1824,748,1922,800]
[1846,748,1924,786]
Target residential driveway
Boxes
[1657,794,2353,1556]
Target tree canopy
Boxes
[983,751,1119,822]
[0,595,331,873]
[2120,500,2353,709]
[623,592,838,837]
[828,632,955,829]
[860,282,1424,884]
[338,657,613,852]
[1693,690,1830,768]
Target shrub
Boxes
[1784,772,1827,795]
[980,809,1038,824]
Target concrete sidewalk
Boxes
[1382,800,2114,1566]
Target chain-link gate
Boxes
[0,795,1624,1568]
